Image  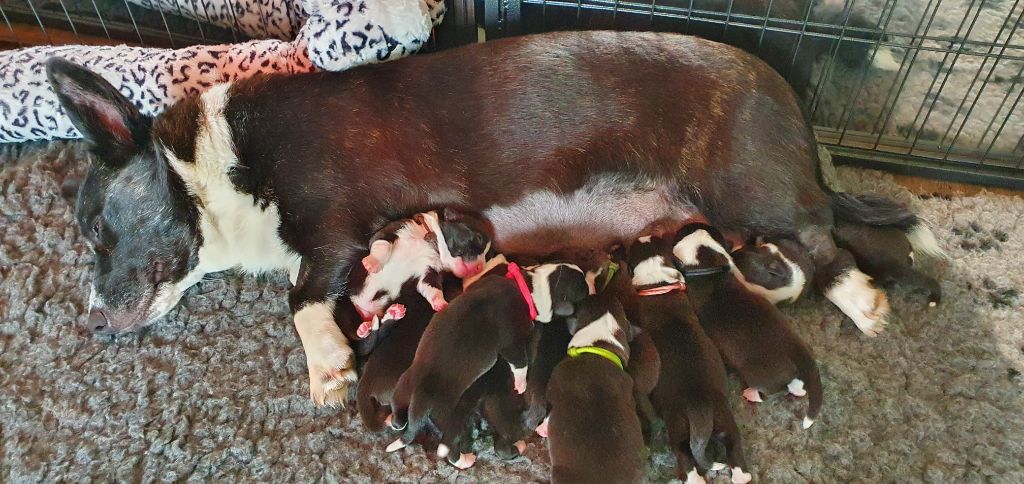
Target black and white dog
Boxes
[46,30,934,407]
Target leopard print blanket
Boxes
[0,0,445,144]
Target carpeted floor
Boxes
[1,142,1022,482]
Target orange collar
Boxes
[636,281,686,296]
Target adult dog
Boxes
[47,30,927,406]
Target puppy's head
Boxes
[671,223,733,281]
[422,208,493,278]
[625,235,684,289]
[732,238,807,304]
[527,263,593,323]
[565,294,637,365]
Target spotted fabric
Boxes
[0,0,445,144]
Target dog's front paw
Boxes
[826,269,890,337]
[294,303,358,407]
[429,294,448,312]
[362,254,382,273]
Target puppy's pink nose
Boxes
[453,259,484,278]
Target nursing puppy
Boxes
[523,317,573,435]
[674,224,823,430]
[627,236,749,484]
[388,257,592,451]
[355,280,433,432]
[732,237,814,305]
[834,220,942,307]
[350,209,491,320]
[547,295,646,484]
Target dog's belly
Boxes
[483,177,696,255]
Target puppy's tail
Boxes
[688,400,716,470]
[793,345,824,430]
[829,192,945,258]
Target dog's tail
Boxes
[830,192,945,258]
[356,382,386,432]
[688,400,716,470]
[793,344,824,430]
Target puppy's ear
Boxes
[553,301,575,317]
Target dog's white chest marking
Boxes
[163,83,301,285]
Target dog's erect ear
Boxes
[553,301,575,318]
[46,58,148,161]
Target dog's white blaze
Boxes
[826,269,890,337]
[631,255,684,287]
[163,82,301,290]
[731,467,753,484]
[484,176,696,247]
[528,263,584,323]
[568,311,625,351]
[685,467,707,484]
[907,222,946,259]
[419,211,456,268]
[672,229,732,267]
[741,243,806,305]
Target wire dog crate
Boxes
[2,0,1023,189]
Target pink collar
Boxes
[636,281,686,297]
[506,262,539,321]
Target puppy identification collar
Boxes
[636,281,686,296]
[567,346,624,370]
[506,262,539,321]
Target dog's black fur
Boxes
[834,221,942,306]
[436,359,527,465]
[626,236,746,478]
[676,223,823,428]
[546,294,646,484]
[523,317,573,431]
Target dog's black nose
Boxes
[87,308,116,335]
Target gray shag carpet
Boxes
[2,142,1023,482]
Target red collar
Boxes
[636,281,686,296]
[506,262,539,321]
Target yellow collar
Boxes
[567,346,624,370]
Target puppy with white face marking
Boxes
[546,294,646,484]
[732,237,814,305]
[350,209,491,320]
[674,223,823,431]
[626,236,749,484]
[386,257,592,453]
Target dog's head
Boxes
[47,58,204,335]
[420,208,492,278]
[564,294,637,366]
[625,235,684,289]
[527,262,595,323]
[671,223,734,281]
[731,238,807,304]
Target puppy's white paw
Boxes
[386,438,407,453]
[731,467,753,484]
[511,363,528,395]
[437,444,451,458]
[802,416,815,429]
[536,416,550,438]
[294,303,357,407]
[787,378,807,398]
[685,467,707,484]
[451,453,477,470]
[514,440,527,455]
[826,269,890,337]
[742,388,763,403]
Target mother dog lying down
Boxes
[47,30,928,406]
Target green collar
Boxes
[567,345,624,370]
[599,261,620,291]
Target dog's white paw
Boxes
[536,416,550,438]
[451,453,477,470]
[732,467,752,484]
[826,269,890,337]
[787,378,806,397]
[514,440,527,455]
[742,388,763,403]
[685,467,707,484]
[386,438,407,452]
[294,302,357,407]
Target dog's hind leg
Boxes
[712,401,751,484]
[800,226,890,336]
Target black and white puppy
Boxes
[356,280,434,432]
[674,224,823,430]
[387,256,592,453]
[732,237,814,305]
[350,209,491,320]
[547,294,646,484]
[627,236,749,484]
